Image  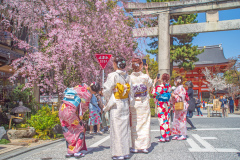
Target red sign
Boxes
[95,54,112,69]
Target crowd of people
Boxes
[58,55,234,159]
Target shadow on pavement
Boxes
[148,142,158,153]
[86,145,110,154]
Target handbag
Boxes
[175,101,184,111]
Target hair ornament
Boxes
[177,79,181,83]
[133,63,140,67]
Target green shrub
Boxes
[150,108,155,117]
[150,98,155,117]
[83,109,89,121]
[0,139,10,144]
[27,105,60,140]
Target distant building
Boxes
[174,44,233,100]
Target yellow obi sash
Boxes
[114,83,130,99]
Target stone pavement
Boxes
[1,110,240,160]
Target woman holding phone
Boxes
[152,73,172,142]
[129,58,153,153]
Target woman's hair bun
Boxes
[132,58,142,72]
[114,56,126,69]
[90,82,100,93]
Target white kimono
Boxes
[103,70,134,157]
[130,71,153,150]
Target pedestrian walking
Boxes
[59,85,91,158]
[203,100,206,110]
[171,76,189,140]
[195,97,203,116]
[129,58,153,153]
[103,56,134,160]
[152,73,171,142]
[88,82,103,135]
[229,97,234,113]
[185,81,196,130]
[220,96,228,117]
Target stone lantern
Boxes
[11,101,31,124]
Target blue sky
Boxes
[131,2,240,60]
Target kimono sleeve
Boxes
[103,73,117,102]
[96,94,103,111]
[174,86,186,102]
[128,78,135,107]
[146,75,153,92]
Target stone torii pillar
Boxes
[158,12,170,75]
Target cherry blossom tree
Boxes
[202,67,228,100]
[202,67,227,92]
[0,0,138,96]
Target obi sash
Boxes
[133,84,147,97]
[114,83,130,99]
[156,92,171,102]
[63,88,81,107]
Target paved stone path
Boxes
[1,110,240,160]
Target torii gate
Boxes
[125,0,240,75]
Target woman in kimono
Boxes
[103,56,134,160]
[152,73,171,142]
[129,58,152,153]
[59,86,90,158]
[88,82,103,134]
[171,76,189,140]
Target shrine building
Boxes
[173,44,232,101]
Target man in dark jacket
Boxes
[229,97,234,113]
[185,81,196,130]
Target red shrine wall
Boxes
[173,64,229,101]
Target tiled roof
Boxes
[173,44,229,66]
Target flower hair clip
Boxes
[133,63,140,67]
[90,82,96,86]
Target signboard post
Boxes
[95,54,112,87]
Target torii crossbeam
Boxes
[125,0,240,75]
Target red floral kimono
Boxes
[152,83,171,139]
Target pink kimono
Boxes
[59,102,87,154]
[59,84,91,154]
[171,85,189,136]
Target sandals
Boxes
[97,131,103,135]
[74,152,85,158]
[158,138,165,142]
[130,148,138,153]
[124,155,131,159]
[172,135,179,140]
[112,156,124,160]
[177,136,187,140]
[89,131,95,135]
[141,149,149,153]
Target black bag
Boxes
[187,98,196,112]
